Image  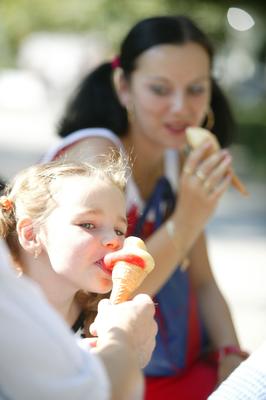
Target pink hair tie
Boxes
[111,56,121,69]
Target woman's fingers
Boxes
[209,173,232,200]
[183,144,232,197]
[183,141,213,175]
[195,152,232,194]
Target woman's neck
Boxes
[122,131,165,200]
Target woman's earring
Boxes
[205,108,215,131]
[126,102,135,124]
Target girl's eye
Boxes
[150,85,170,96]
[115,229,125,237]
[80,223,95,230]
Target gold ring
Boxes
[203,180,211,192]
[195,170,206,182]
[183,166,193,175]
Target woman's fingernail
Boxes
[221,149,230,157]
[203,141,212,148]
[224,154,232,163]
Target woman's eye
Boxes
[188,85,206,95]
[150,85,170,96]
[80,223,95,230]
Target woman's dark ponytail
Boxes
[58,63,128,137]
[210,79,235,148]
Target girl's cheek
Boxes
[118,237,125,248]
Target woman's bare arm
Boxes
[189,233,239,348]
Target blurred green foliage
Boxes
[235,103,266,176]
[0,0,265,173]
[2,0,264,66]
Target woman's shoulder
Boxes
[41,128,124,163]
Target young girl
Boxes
[0,155,130,335]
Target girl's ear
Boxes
[17,217,40,254]
[113,68,131,108]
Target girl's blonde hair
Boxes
[0,152,129,239]
[0,154,129,336]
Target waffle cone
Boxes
[110,261,148,304]
[186,127,248,196]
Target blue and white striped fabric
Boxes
[209,341,266,400]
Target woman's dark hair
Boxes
[58,15,234,147]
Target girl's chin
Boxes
[98,279,113,293]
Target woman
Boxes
[43,15,248,399]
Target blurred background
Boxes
[0,0,265,352]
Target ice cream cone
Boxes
[110,261,149,304]
[186,126,249,196]
[106,236,155,304]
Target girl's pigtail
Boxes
[0,195,16,238]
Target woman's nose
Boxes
[101,233,121,251]
[171,92,184,112]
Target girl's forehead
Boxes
[52,175,122,206]
[53,174,110,194]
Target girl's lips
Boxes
[95,258,112,276]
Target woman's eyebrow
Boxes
[190,75,211,83]
[147,74,211,82]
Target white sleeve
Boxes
[0,261,110,400]
[208,342,266,400]
[41,127,124,162]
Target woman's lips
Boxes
[164,123,188,135]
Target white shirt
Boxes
[0,240,110,400]
[209,342,266,400]
[41,127,179,214]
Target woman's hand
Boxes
[217,354,244,384]
[173,141,232,246]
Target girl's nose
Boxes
[101,233,121,251]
